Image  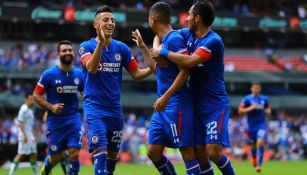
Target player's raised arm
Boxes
[86,23,105,74]
[132,29,156,72]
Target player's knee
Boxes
[147,149,161,162]
[206,145,222,163]
[107,150,118,160]
[69,150,80,161]
[257,139,265,147]
[195,146,209,164]
[180,147,195,161]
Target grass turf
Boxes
[1,160,306,175]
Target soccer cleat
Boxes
[252,158,257,167]
[256,166,262,172]
[40,165,46,175]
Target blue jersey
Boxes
[157,31,190,101]
[240,94,269,131]
[178,28,229,109]
[79,38,138,117]
[35,65,83,129]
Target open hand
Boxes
[153,96,168,112]
[132,29,145,48]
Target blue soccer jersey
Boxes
[79,38,138,118]
[148,31,195,148]
[35,65,83,129]
[156,31,190,101]
[240,94,269,132]
[186,29,229,109]
[35,65,83,154]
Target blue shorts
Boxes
[46,122,82,155]
[148,102,194,148]
[194,107,230,147]
[247,128,267,144]
[85,114,123,152]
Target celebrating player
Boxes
[8,93,38,175]
[238,82,271,172]
[33,40,84,175]
[132,2,200,175]
[79,5,153,175]
[151,0,236,175]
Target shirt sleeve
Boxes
[17,106,25,123]
[177,28,190,42]
[168,36,188,55]
[240,97,250,108]
[121,44,138,73]
[193,38,223,62]
[34,71,49,95]
[79,42,93,67]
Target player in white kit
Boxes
[8,93,38,175]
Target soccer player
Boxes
[151,1,236,175]
[132,2,200,175]
[8,93,38,175]
[238,82,271,172]
[33,40,84,175]
[79,6,153,175]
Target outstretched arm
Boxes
[129,67,153,81]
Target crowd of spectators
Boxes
[26,0,307,18]
[1,111,306,162]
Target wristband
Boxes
[159,48,170,58]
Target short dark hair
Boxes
[25,92,32,99]
[251,81,261,86]
[95,5,113,17]
[57,40,72,52]
[193,0,215,26]
[149,2,171,24]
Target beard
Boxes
[188,21,197,33]
[60,54,73,65]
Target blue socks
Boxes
[107,158,117,175]
[185,159,200,175]
[200,161,214,175]
[153,156,177,175]
[69,160,80,175]
[257,147,264,167]
[93,147,107,175]
[217,155,235,175]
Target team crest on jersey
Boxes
[51,145,57,151]
[56,86,64,93]
[74,78,80,85]
[79,47,84,54]
[115,53,121,62]
[91,135,99,144]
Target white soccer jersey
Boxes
[17,104,35,142]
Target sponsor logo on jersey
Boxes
[91,135,99,144]
[56,86,78,94]
[98,62,121,72]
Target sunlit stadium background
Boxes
[0,0,306,175]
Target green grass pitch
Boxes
[1,161,306,175]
